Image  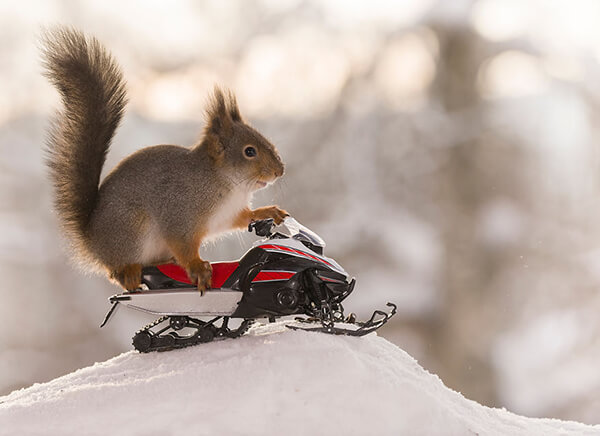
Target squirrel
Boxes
[41,27,287,293]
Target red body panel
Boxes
[156,262,240,288]
[251,271,295,282]
[258,244,334,268]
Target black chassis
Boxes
[140,244,356,321]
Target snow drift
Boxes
[0,322,597,436]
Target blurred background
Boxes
[1,0,600,424]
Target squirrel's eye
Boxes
[244,146,257,158]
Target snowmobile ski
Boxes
[287,302,397,336]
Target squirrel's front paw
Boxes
[271,207,289,225]
[186,259,212,295]
[252,206,289,225]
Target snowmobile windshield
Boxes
[276,217,326,249]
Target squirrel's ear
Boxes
[205,86,234,137]
[204,87,234,163]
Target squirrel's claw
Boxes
[197,274,211,295]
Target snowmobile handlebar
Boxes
[248,218,275,237]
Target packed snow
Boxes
[1,322,598,436]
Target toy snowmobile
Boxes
[101,217,396,352]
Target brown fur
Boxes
[41,27,127,268]
[42,27,287,293]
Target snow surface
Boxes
[0,321,598,436]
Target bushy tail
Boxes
[41,27,127,264]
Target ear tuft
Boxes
[226,89,242,122]
[205,86,230,136]
[205,86,243,132]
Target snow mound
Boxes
[0,322,597,436]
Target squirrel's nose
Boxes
[274,164,284,178]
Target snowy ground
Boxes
[0,321,598,436]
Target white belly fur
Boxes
[205,188,251,240]
[138,189,250,262]
[139,218,172,264]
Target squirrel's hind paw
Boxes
[111,264,142,291]
[186,259,212,295]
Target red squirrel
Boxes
[42,28,287,293]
